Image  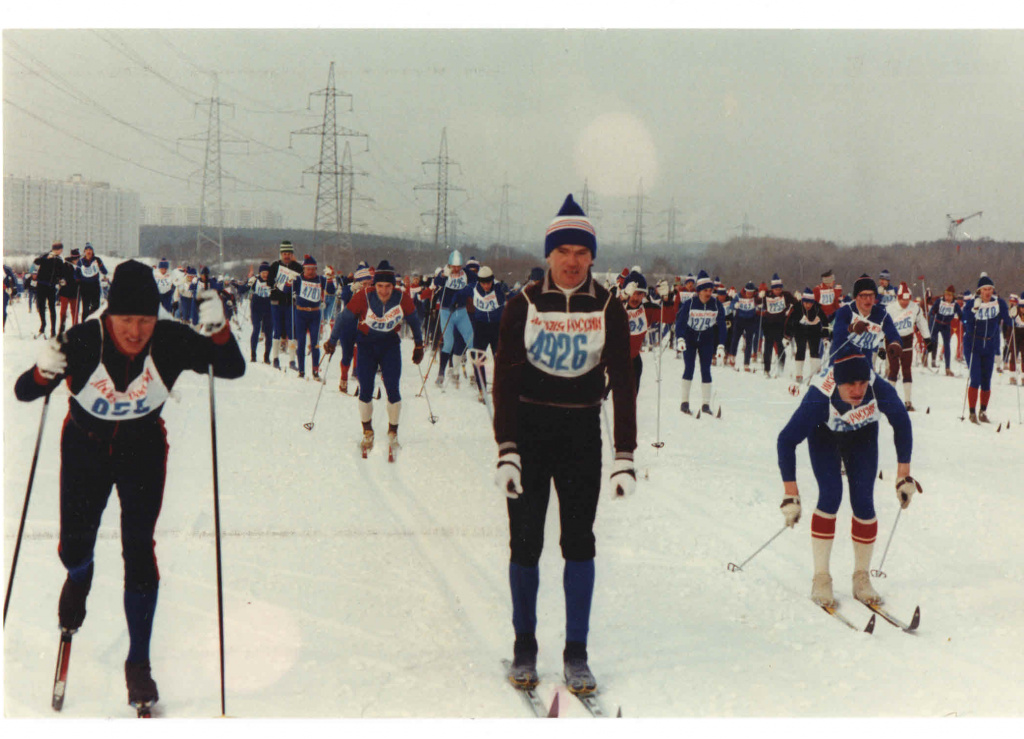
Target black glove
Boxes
[821,325,832,340]
[877,347,886,360]
[412,344,424,364]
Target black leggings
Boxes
[793,323,823,361]
[508,405,602,567]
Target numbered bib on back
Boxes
[524,302,605,378]
[818,290,835,306]
[75,354,170,421]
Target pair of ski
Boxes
[502,660,620,718]
[818,601,920,634]
[52,629,154,718]
[360,439,399,463]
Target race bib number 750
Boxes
[523,304,605,378]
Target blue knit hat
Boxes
[374,260,396,285]
[832,344,871,385]
[879,269,892,281]
[977,272,994,289]
[303,254,317,267]
[624,271,647,296]
[695,270,713,290]
[544,195,597,258]
[158,257,169,269]
[744,281,756,293]
[258,261,270,273]
[186,266,197,276]
[853,274,876,296]
[771,273,783,288]
[684,273,695,285]
[106,260,160,317]
[801,287,815,301]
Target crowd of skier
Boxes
[4,195,1023,715]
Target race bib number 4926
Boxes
[523,305,605,378]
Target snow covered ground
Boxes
[3,293,1024,726]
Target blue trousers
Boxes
[250,303,272,357]
[294,309,321,373]
[730,316,757,364]
[441,306,474,354]
[808,423,878,521]
[931,323,952,369]
[969,347,997,392]
[355,339,402,403]
[682,339,715,382]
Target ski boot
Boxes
[945,368,955,377]
[125,660,159,708]
[387,431,401,463]
[250,350,257,362]
[435,373,445,388]
[508,635,539,689]
[339,378,348,393]
[795,375,803,383]
[969,410,980,425]
[563,643,597,695]
[297,371,305,379]
[852,570,883,605]
[905,401,915,412]
[743,365,752,373]
[978,410,991,423]
[701,403,713,416]
[1011,376,1018,386]
[312,368,320,381]
[360,429,375,457]
[680,401,692,415]
[811,573,836,608]
[58,564,93,631]
[272,358,281,370]
[452,370,461,390]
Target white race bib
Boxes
[254,281,271,299]
[365,302,404,333]
[80,261,101,279]
[275,265,298,292]
[819,290,835,306]
[75,353,170,420]
[299,279,322,304]
[474,290,500,313]
[766,296,787,314]
[973,301,999,321]
[626,305,647,337]
[687,306,718,332]
[524,302,605,378]
[811,368,882,432]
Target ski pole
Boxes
[727,524,788,572]
[467,348,494,422]
[303,353,332,431]
[206,366,227,716]
[416,362,439,424]
[4,391,52,626]
[870,507,903,579]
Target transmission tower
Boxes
[341,140,373,245]
[498,174,513,246]
[180,76,245,267]
[734,212,757,240]
[662,197,682,247]
[415,128,463,250]
[290,62,367,266]
[629,179,648,256]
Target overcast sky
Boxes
[5,22,1024,249]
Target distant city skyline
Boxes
[5,27,1024,250]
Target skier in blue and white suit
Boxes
[674,270,727,415]
[876,268,897,307]
[467,265,507,392]
[433,250,476,387]
[962,272,1012,423]
[152,258,176,316]
[338,260,424,451]
[291,255,328,380]
[177,267,198,324]
[245,261,273,363]
[829,274,902,370]
[776,343,919,609]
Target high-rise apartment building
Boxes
[138,203,283,230]
[4,174,141,257]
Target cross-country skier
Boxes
[674,270,728,414]
[337,260,424,456]
[152,258,175,316]
[267,240,300,371]
[759,273,797,377]
[776,343,919,608]
[246,261,273,363]
[323,262,373,393]
[33,241,65,337]
[177,267,198,324]
[57,248,81,333]
[830,274,902,369]
[962,272,1012,423]
[493,194,635,696]
[291,254,328,380]
[728,281,760,371]
[1006,293,1024,384]
[3,264,17,330]
[622,271,654,394]
[76,244,108,321]
[813,269,844,344]
[884,282,931,410]
[928,285,961,377]
[434,250,476,387]
[13,260,245,711]
[467,265,507,396]
[784,289,826,382]
[876,269,897,307]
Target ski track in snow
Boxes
[3,295,1024,719]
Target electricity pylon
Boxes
[416,128,463,250]
[290,61,367,266]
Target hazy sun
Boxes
[573,112,659,198]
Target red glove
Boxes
[412,345,424,364]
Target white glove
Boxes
[780,496,802,527]
[657,280,670,298]
[495,453,523,499]
[37,337,67,379]
[196,289,226,334]
[896,476,922,510]
[758,290,766,298]
[610,459,636,498]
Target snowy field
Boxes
[3,292,1024,731]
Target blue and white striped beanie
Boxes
[977,272,994,290]
[544,195,597,258]
[771,273,783,288]
[696,270,713,290]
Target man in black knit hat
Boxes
[14,259,246,713]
